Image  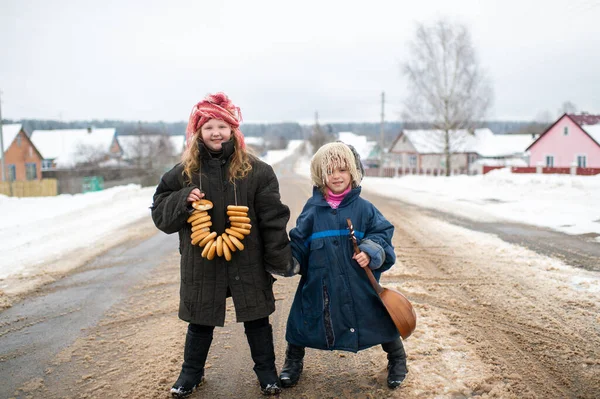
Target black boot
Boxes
[245,324,282,396]
[171,328,213,398]
[279,343,305,388]
[381,339,408,389]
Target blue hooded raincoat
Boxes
[285,186,399,352]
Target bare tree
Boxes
[557,101,577,116]
[535,110,554,124]
[126,135,175,170]
[73,144,110,167]
[402,19,493,175]
[308,111,332,154]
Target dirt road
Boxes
[6,173,600,399]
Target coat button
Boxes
[350,328,355,333]
[332,210,337,215]
[235,276,240,280]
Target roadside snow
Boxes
[295,158,600,239]
[1,142,599,300]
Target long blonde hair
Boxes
[310,142,362,194]
[181,128,253,184]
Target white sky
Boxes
[0,0,599,123]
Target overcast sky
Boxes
[1,0,599,124]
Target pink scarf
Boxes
[326,185,351,209]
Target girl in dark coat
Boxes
[279,142,408,389]
[151,92,293,397]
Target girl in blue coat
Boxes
[280,142,408,389]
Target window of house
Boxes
[7,164,16,181]
[26,163,37,180]
[17,135,22,146]
[564,127,568,136]
[42,159,53,170]
[545,155,554,167]
[577,155,587,168]
[408,154,417,167]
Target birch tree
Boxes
[402,19,493,175]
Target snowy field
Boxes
[1,141,599,297]
[295,160,600,239]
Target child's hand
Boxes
[187,188,204,203]
[352,251,371,269]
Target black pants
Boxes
[189,316,269,334]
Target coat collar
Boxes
[308,186,361,207]
[198,139,235,160]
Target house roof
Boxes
[244,136,265,147]
[581,125,600,146]
[401,128,485,153]
[393,128,533,157]
[1,124,23,152]
[31,128,116,167]
[526,114,600,151]
[116,134,185,159]
[473,130,536,158]
[568,113,600,125]
[337,131,378,160]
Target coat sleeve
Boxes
[253,163,293,276]
[289,204,313,276]
[358,204,396,272]
[151,165,196,234]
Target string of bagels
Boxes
[187,199,251,261]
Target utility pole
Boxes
[0,90,5,182]
[379,91,385,177]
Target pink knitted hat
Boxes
[185,92,245,149]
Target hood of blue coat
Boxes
[307,186,362,207]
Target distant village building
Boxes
[337,132,380,168]
[244,136,266,156]
[30,128,120,169]
[387,129,534,175]
[115,134,185,167]
[526,113,600,168]
[1,124,43,181]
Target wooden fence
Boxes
[0,179,58,197]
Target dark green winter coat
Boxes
[151,140,292,326]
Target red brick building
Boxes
[2,124,43,181]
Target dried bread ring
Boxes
[191,215,211,226]
[222,240,232,261]
[229,235,245,251]
[201,239,214,257]
[225,228,245,240]
[229,216,251,223]
[222,233,236,252]
[192,199,213,211]
[230,222,252,230]
[191,224,210,233]
[199,231,217,247]
[226,211,248,217]
[187,211,208,223]
[191,229,210,240]
[216,236,223,257]
[227,205,249,212]
[191,231,210,245]
[230,226,251,236]
[207,241,217,260]
[193,221,213,230]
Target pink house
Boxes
[526,114,600,168]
